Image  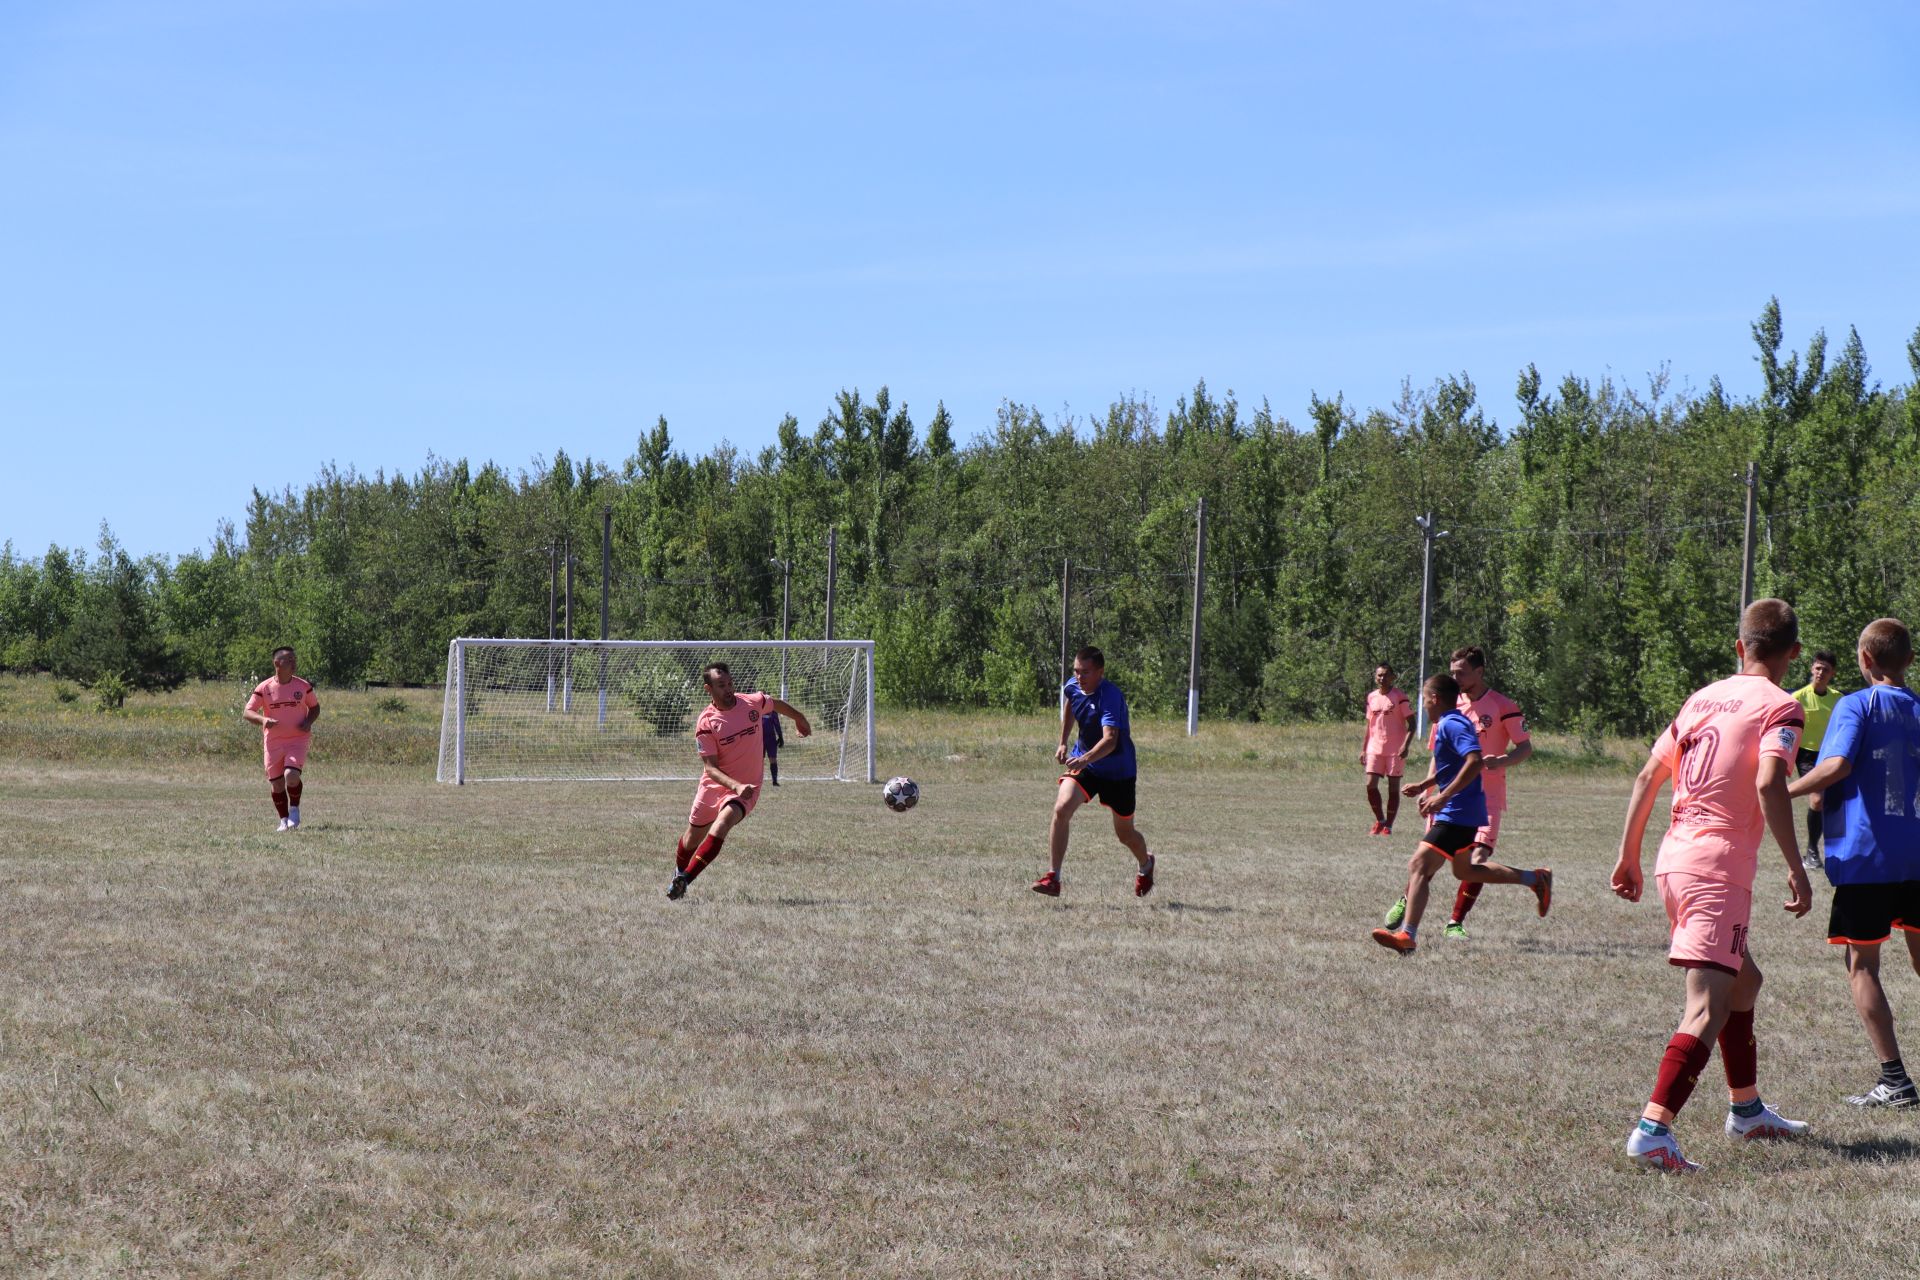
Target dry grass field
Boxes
[3,677,1918,1278]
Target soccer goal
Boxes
[436,638,875,785]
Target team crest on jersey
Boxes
[749,709,759,723]
[1478,714,1493,730]
[1776,727,1796,750]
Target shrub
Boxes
[92,671,130,712]
[53,682,79,704]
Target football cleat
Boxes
[666,872,691,901]
[1383,896,1407,929]
[275,818,293,832]
[1625,1127,1701,1173]
[1369,821,1384,836]
[1846,1080,1919,1109]
[1370,927,1416,954]
[1532,868,1553,917]
[1134,855,1155,898]
[1443,922,1468,940]
[1726,1103,1809,1140]
[1030,871,1062,897]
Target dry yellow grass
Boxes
[2,685,1916,1277]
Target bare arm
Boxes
[1787,754,1851,799]
[243,699,275,729]
[1418,751,1482,816]
[1400,711,1415,759]
[1758,755,1814,916]
[301,704,321,732]
[1488,738,1533,771]
[701,760,757,797]
[1056,698,1074,765]
[766,697,811,737]
[1066,725,1120,773]
[1610,755,1671,902]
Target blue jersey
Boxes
[1430,709,1489,828]
[1063,677,1136,779]
[1819,684,1920,885]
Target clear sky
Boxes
[4,0,1917,560]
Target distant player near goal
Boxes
[1361,663,1414,835]
[1611,598,1813,1173]
[1032,646,1155,899]
[243,646,321,831]
[667,662,812,901]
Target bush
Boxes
[53,682,79,704]
[374,694,410,716]
[92,671,130,712]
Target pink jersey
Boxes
[1441,687,1528,813]
[1364,688,1413,756]
[1650,673,1804,889]
[694,691,772,788]
[247,677,318,744]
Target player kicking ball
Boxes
[667,662,811,901]
[1612,598,1814,1173]
[1371,672,1548,954]
[243,646,320,832]
[1032,646,1155,898]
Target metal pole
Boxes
[563,536,573,713]
[1415,512,1448,740]
[598,506,611,727]
[824,527,837,640]
[1059,556,1071,699]
[454,640,466,785]
[1186,497,1207,736]
[546,541,556,712]
[780,558,792,701]
[1739,460,1758,616]
[865,641,877,784]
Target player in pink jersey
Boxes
[1611,599,1815,1172]
[667,662,813,901]
[1441,646,1533,938]
[1361,663,1414,835]
[242,646,321,832]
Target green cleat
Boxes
[1443,922,1468,940]
[1383,896,1407,929]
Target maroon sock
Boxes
[1649,1033,1713,1118]
[273,790,290,819]
[287,778,303,806]
[1450,881,1484,924]
[674,838,693,873]
[684,834,725,881]
[1366,788,1385,823]
[1719,1009,1758,1091]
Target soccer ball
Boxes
[882,776,919,812]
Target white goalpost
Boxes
[436,638,876,785]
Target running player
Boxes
[1611,598,1814,1172]
[1033,646,1155,898]
[242,646,320,832]
[1362,663,1414,835]
[666,663,812,901]
[1370,672,1549,954]
[1791,649,1840,869]
[1788,619,1920,1109]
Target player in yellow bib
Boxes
[1791,649,1841,868]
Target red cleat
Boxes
[1031,871,1062,897]
[1368,820,1384,836]
[1370,927,1416,954]
[1532,868,1553,917]
[1134,855,1155,897]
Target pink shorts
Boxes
[264,739,309,780]
[1364,752,1406,779]
[1658,872,1751,975]
[689,778,759,828]
[1472,809,1502,851]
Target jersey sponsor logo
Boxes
[1776,727,1797,750]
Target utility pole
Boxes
[563,535,574,713]
[546,541,557,712]
[770,556,792,700]
[824,527,838,640]
[1186,498,1207,736]
[1739,461,1758,616]
[1059,556,1072,698]
[1414,512,1449,740]
[598,505,611,727]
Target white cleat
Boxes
[1626,1126,1702,1173]
[1726,1103,1810,1141]
[275,818,294,832]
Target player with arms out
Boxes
[1033,646,1155,899]
[1788,619,1920,1109]
[1611,598,1814,1172]
[1371,672,1548,954]
[242,646,320,832]
[666,663,811,901]
[1790,648,1840,869]
[1362,663,1414,835]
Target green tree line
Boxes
[5,300,1918,734]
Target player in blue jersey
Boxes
[1033,646,1155,898]
[1789,618,1920,1108]
[1372,672,1550,954]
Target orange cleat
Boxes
[1031,871,1062,897]
[1532,868,1553,917]
[1134,855,1155,898]
[1370,927,1416,954]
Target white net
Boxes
[436,639,874,784]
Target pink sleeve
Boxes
[1758,703,1803,762]
[695,718,718,758]
[304,687,320,709]
[246,684,267,715]
[1649,722,1678,768]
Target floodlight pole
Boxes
[546,541,557,712]
[1187,497,1207,736]
[1059,556,1071,700]
[598,505,611,727]
[1414,512,1449,740]
[771,556,792,700]
[824,527,837,640]
[1739,461,1758,616]
[563,535,574,713]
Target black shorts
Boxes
[1797,748,1820,778]
[1829,881,1920,945]
[1419,822,1479,859]
[1063,772,1137,818]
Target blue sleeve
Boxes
[1444,718,1478,760]
[1821,694,1866,764]
[1100,689,1125,729]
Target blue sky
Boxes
[4,0,1917,559]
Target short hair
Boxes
[702,662,731,683]
[272,646,295,660]
[1424,672,1460,704]
[1074,646,1105,667]
[1739,598,1799,661]
[1810,649,1837,668]
[1448,646,1486,670]
[1375,661,1394,674]
[1859,618,1913,671]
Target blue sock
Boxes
[1517,869,1539,887]
[1731,1097,1765,1118]
[1404,923,1419,942]
[1637,1118,1670,1137]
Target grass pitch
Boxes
[2,679,1918,1277]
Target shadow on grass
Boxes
[1163,901,1233,915]
[1510,937,1665,959]
[1821,1133,1920,1162]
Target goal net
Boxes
[436,639,875,784]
